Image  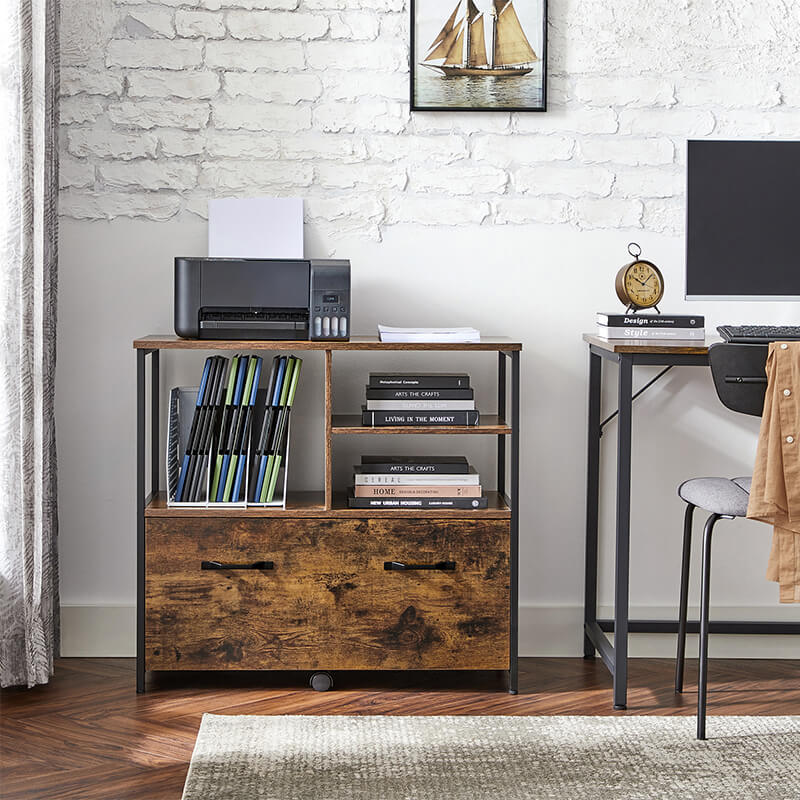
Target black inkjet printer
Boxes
[174,257,351,341]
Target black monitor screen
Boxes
[686,140,800,299]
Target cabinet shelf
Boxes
[145,490,511,519]
[331,414,512,435]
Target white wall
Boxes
[57,0,800,657]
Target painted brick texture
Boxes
[60,0,798,238]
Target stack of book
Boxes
[347,456,488,509]
[361,372,480,427]
[596,313,705,340]
[172,353,302,505]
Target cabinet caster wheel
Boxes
[310,672,333,692]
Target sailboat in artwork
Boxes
[421,0,538,77]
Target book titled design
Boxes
[597,313,705,328]
[368,373,470,389]
[347,494,489,510]
[597,326,705,340]
[365,399,476,411]
[354,466,480,485]
[353,484,482,498]
[359,455,469,474]
[365,387,474,400]
[361,408,480,426]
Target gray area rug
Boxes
[182,714,800,800]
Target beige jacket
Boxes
[747,341,800,603]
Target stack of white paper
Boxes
[378,325,481,343]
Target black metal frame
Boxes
[136,348,159,694]
[136,345,521,695]
[409,0,548,113]
[498,350,520,694]
[583,343,798,710]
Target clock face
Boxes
[623,261,663,308]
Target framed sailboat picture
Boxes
[411,0,547,111]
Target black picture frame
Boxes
[410,0,547,112]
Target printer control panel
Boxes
[309,260,350,341]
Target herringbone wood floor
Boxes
[1,657,799,799]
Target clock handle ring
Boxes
[627,242,642,258]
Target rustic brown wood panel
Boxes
[3,657,800,800]
[145,491,512,519]
[134,335,522,351]
[145,517,509,672]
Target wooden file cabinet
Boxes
[135,335,521,691]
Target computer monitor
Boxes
[686,139,800,300]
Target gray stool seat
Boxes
[677,476,752,517]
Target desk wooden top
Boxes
[583,334,720,355]
[134,334,522,352]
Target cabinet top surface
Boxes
[583,333,718,355]
[134,335,522,351]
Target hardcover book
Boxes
[353,484,482,498]
[361,408,480,426]
[365,387,474,400]
[365,399,476,411]
[354,466,479,485]
[597,326,705,340]
[359,455,469,474]
[596,313,705,328]
[368,373,470,389]
[347,494,489,510]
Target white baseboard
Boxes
[59,604,800,659]
[60,605,136,657]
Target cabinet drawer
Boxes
[145,517,509,671]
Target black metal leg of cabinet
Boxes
[136,349,147,694]
[508,350,520,695]
[497,351,506,497]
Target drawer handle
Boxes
[384,561,456,571]
[201,560,274,571]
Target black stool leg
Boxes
[675,503,695,694]
[697,512,720,741]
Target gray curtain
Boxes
[0,0,60,688]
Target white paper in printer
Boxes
[208,197,304,259]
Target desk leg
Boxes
[584,351,602,658]
[613,356,633,710]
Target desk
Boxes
[582,334,797,710]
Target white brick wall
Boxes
[60,0,800,236]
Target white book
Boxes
[354,467,480,486]
[365,399,476,411]
[597,325,705,340]
[378,324,480,343]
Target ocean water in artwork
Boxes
[413,65,543,109]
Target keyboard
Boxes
[717,324,800,343]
